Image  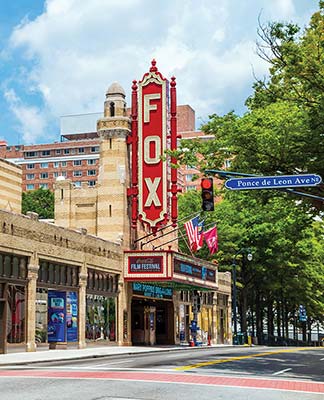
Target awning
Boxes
[124,250,218,291]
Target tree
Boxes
[22,188,54,219]
[175,3,324,343]
[248,3,324,201]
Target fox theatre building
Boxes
[124,250,231,345]
[125,61,232,346]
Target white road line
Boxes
[93,359,135,366]
[320,358,324,361]
[272,368,292,376]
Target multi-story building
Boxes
[0,105,201,192]
[0,76,232,353]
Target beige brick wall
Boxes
[0,158,22,213]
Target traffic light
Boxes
[201,177,214,211]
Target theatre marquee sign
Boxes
[124,251,218,290]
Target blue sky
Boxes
[0,0,318,145]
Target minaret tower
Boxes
[96,82,131,247]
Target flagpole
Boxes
[134,211,201,244]
[179,226,195,257]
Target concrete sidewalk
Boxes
[0,344,229,367]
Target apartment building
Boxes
[0,105,201,192]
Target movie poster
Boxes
[48,290,66,342]
[66,291,78,342]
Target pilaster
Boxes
[25,256,39,352]
[117,279,131,345]
[211,292,218,344]
[78,268,87,349]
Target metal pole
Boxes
[232,261,237,344]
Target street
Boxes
[0,346,323,399]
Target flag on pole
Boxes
[184,216,204,252]
[204,226,218,255]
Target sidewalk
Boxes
[0,344,230,367]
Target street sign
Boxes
[225,174,322,191]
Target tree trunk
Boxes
[276,300,281,338]
[267,298,274,344]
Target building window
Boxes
[39,183,48,189]
[73,160,82,166]
[56,149,61,155]
[25,151,38,158]
[40,162,48,168]
[64,149,70,155]
[186,174,194,182]
[61,171,67,177]
[224,159,231,169]
[87,170,96,176]
[26,174,35,180]
[15,146,20,151]
[71,149,76,154]
[61,161,67,167]
[88,180,96,186]
[40,172,48,179]
[26,164,35,169]
[74,181,81,187]
[87,159,96,165]
[6,146,11,151]
[41,150,50,156]
[53,162,59,168]
[26,184,34,190]
[53,172,59,178]
[73,170,82,177]
[78,147,85,153]
[91,146,99,153]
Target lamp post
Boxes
[232,248,252,344]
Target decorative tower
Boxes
[96,82,131,247]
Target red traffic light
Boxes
[201,178,213,189]
[201,178,214,211]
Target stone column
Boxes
[211,292,218,344]
[25,258,39,352]
[117,279,131,345]
[78,269,87,349]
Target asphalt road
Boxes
[0,346,323,400]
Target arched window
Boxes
[110,102,115,117]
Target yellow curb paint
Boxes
[175,347,311,371]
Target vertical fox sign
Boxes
[128,60,178,233]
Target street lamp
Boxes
[232,248,252,345]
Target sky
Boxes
[0,0,319,145]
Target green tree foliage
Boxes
[22,188,54,219]
[176,3,324,342]
[248,4,324,195]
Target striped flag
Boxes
[184,216,204,252]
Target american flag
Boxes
[184,216,204,252]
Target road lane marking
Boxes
[272,368,292,376]
[94,359,135,366]
[175,348,310,371]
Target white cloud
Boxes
[4,88,48,143]
[7,0,310,138]
[271,0,295,19]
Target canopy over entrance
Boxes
[124,250,218,291]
